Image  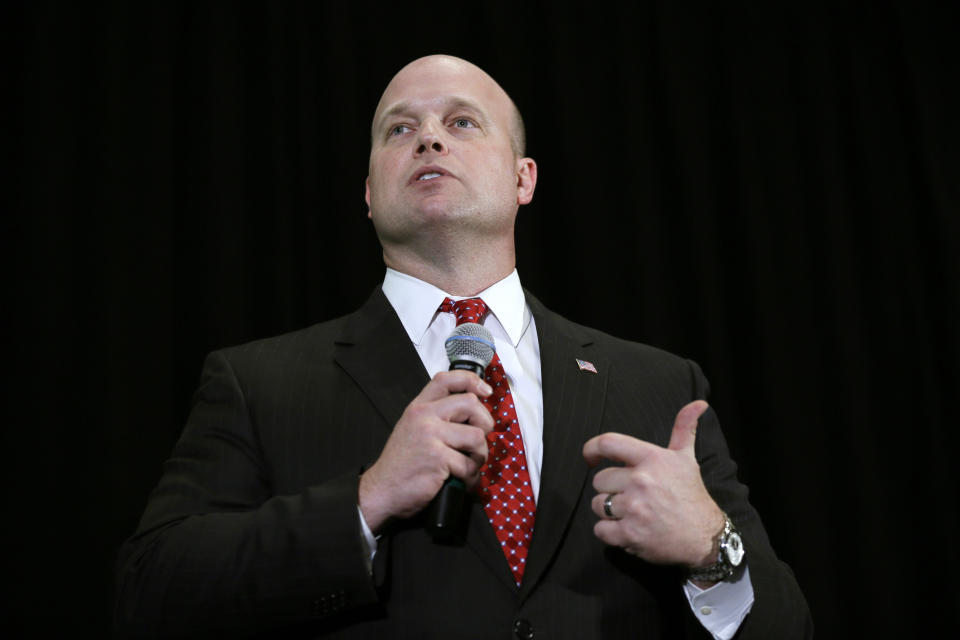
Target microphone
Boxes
[426,322,496,543]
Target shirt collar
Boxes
[381,267,530,348]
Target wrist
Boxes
[690,508,727,568]
[687,512,745,583]
[358,472,390,534]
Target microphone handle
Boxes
[426,359,487,543]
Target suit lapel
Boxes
[519,293,609,599]
[463,483,523,590]
[333,287,431,433]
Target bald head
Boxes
[372,55,526,157]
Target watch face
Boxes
[724,531,745,566]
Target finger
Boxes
[590,466,632,494]
[443,445,483,482]
[593,519,629,549]
[583,432,658,467]
[590,492,623,520]
[667,400,709,456]
[418,370,494,403]
[462,462,484,489]
[437,394,495,432]
[442,424,490,466]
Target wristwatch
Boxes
[687,512,745,583]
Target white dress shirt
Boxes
[382,267,545,498]
[361,268,753,640]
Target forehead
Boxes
[373,58,513,129]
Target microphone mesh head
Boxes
[445,323,496,368]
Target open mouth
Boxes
[411,166,451,183]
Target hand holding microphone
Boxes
[357,324,495,537]
[426,323,497,541]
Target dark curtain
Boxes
[8,2,957,636]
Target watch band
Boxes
[687,513,743,583]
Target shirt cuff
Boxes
[682,565,754,640]
[357,506,378,574]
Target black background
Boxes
[8,2,958,637]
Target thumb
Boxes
[668,400,710,455]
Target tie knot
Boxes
[439,297,489,326]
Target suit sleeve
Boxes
[114,350,380,637]
[685,360,814,639]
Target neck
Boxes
[382,237,516,296]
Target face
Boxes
[365,56,536,249]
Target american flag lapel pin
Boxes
[575,358,598,374]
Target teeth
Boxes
[418,172,442,181]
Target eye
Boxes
[453,118,477,129]
[389,124,412,137]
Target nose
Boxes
[414,119,447,156]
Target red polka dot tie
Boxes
[439,297,536,586]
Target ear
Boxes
[364,177,372,219]
[516,157,537,206]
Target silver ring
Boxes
[603,493,616,518]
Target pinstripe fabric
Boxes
[116,287,811,639]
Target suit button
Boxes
[514,619,534,639]
[312,592,345,617]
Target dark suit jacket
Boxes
[115,288,812,638]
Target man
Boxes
[116,55,812,638]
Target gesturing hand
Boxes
[359,370,494,533]
[582,400,725,568]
